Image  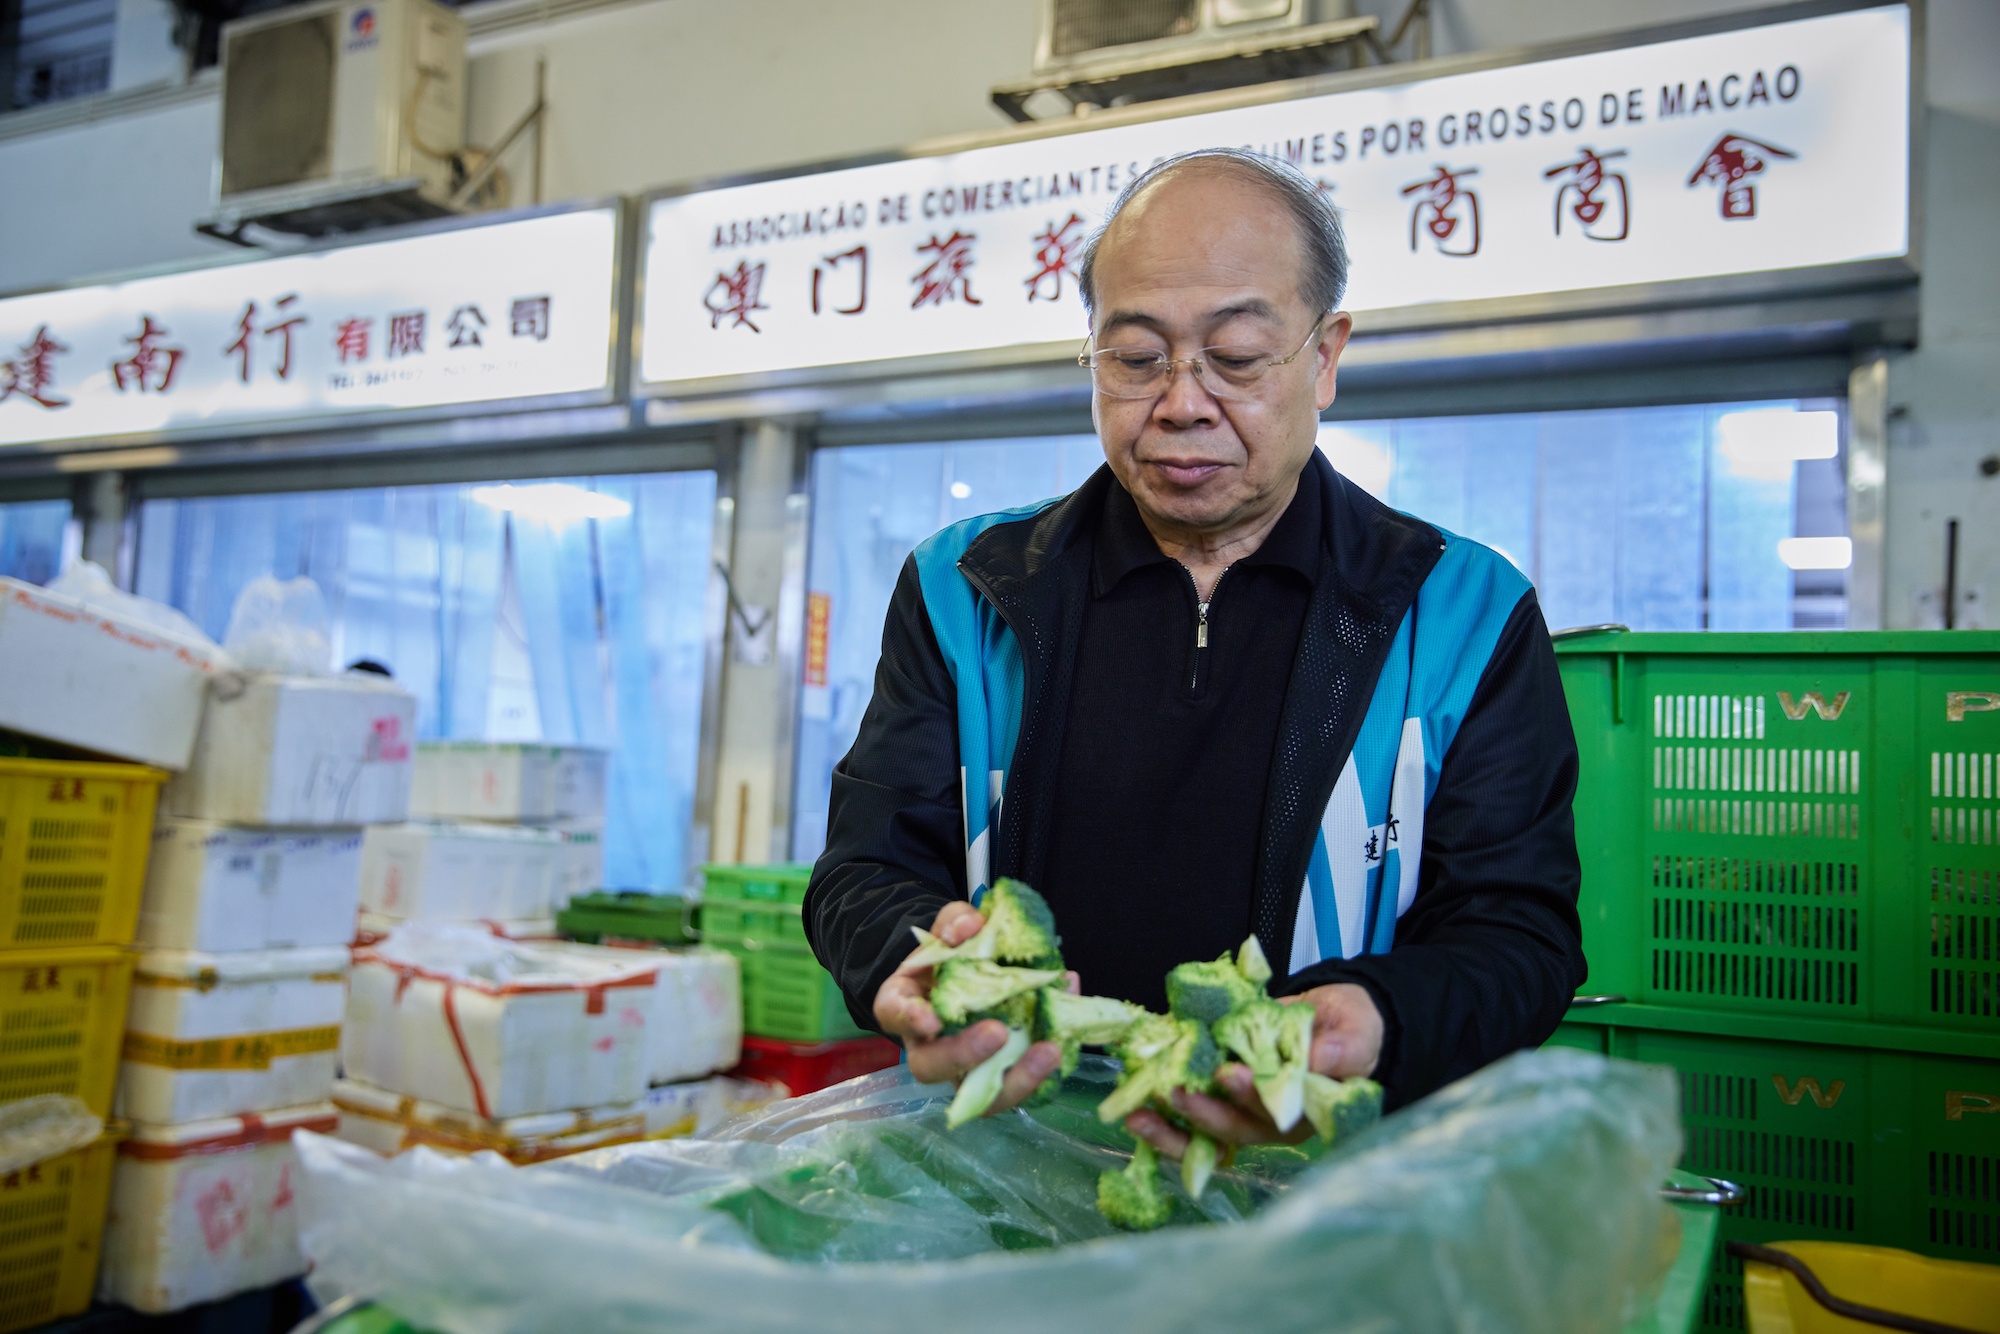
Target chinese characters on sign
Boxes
[642,5,1908,385]
[0,207,616,448]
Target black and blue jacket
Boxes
[805,450,1585,1106]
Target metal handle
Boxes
[681,899,702,941]
[1660,1175,1745,1206]
[1550,622,1631,641]
[285,1296,374,1334]
[1568,994,1628,1007]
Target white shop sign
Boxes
[0,207,619,449]
[640,4,1908,387]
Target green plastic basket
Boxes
[697,865,861,1042]
[1554,630,2000,1037]
[556,891,695,946]
[1553,1013,2000,1332]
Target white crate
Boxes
[356,910,554,943]
[411,742,607,822]
[0,578,222,769]
[138,820,363,953]
[116,947,349,1124]
[162,672,417,825]
[342,926,661,1119]
[358,821,566,922]
[548,817,605,909]
[544,944,741,1086]
[98,1102,335,1314]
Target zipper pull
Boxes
[1197,603,1209,649]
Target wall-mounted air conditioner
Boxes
[1034,0,1352,77]
[216,0,466,216]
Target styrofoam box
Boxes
[0,577,222,769]
[548,818,605,909]
[138,820,363,953]
[356,911,556,943]
[98,1102,335,1314]
[162,672,417,826]
[546,944,741,1086]
[411,742,607,822]
[358,822,565,922]
[332,1074,774,1162]
[343,929,661,1119]
[116,947,349,1124]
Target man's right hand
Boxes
[872,901,1069,1117]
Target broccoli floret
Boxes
[1097,1140,1172,1231]
[1213,999,1315,1133]
[1032,988,1150,1084]
[1096,1014,1213,1123]
[1165,955,1263,1025]
[930,959,1061,1029]
[946,1027,1030,1129]
[980,879,1063,968]
[1301,1073,1384,1145]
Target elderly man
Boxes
[805,147,1584,1157]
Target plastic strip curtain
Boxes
[133,473,715,892]
[0,500,69,585]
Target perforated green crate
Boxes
[1555,630,2000,1036]
[724,942,866,1042]
[700,895,809,950]
[1553,1015,2000,1333]
[701,863,811,905]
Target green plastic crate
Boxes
[1554,630,2000,1036]
[699,894,809,950]
[556,891,695,946]
[1554,1014,2000,1333]
[701,862,811,904]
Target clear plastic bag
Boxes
[296,1049,1680,1334]
[0,1095,101,1175]
[45,560,218,651]
[222,575,332,675]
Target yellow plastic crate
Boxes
[1740,1241,2000,1333]
[0,757,165,949]
[0,947,135,1118]
[0,1137,117,1333]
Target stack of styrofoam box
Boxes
[333,924,746,1164]
[99,670,417,1316]
[357,743,610,941]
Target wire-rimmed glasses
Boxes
[1078,317,1325,400]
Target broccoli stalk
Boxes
[1212,999,1315,1134]
[1300,1071,1385,1145]
[929,959,1062,1030]
[1095,1014,1217,1123]
[946,1027,1031,1129]
[1096,1139,1172,1231]
[1181,1131,1219,1199]
[1035,987,1150,1079]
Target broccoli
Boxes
[1300,1072,1384,1145]
[899,878,1063,973]
[980,879,1064,968]
[1212,999,1315,1133]
[929,959,1062,1029]
[1164,947,1265,1025]
[1095,1014,1214,1123]
[1096,1139,1172,1231]
[1181,1131,1219,1199]
[1236,933,1273,986]
[946,1026,1031,1129]
[1033,987,1149,1080]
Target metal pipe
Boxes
[1944,517,1959,630]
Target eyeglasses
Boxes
[1078,317,1325,400]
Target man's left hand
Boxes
[1124,982,1383,1158]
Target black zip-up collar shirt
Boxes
[1038,472,1320,1012]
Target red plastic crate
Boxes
[729,1035,901,1098]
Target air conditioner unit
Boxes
[215,0,466,221]
[1034,0,1351,77]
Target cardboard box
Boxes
[98,1103,335,1314]
[411,742,607,822]
[343,928,660,1119]
[162,672,417,825]
[358,822,566,923]
[0,578,222,769]
[116,947,349,1124]
[138,820,363,953]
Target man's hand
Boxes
[871,901,1076,1118]
[1126,982,1382,1159]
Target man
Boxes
[805,148,1584,1160]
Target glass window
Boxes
[0,500,70,584]
[135,473,717,892]
[795,400,1847,860]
